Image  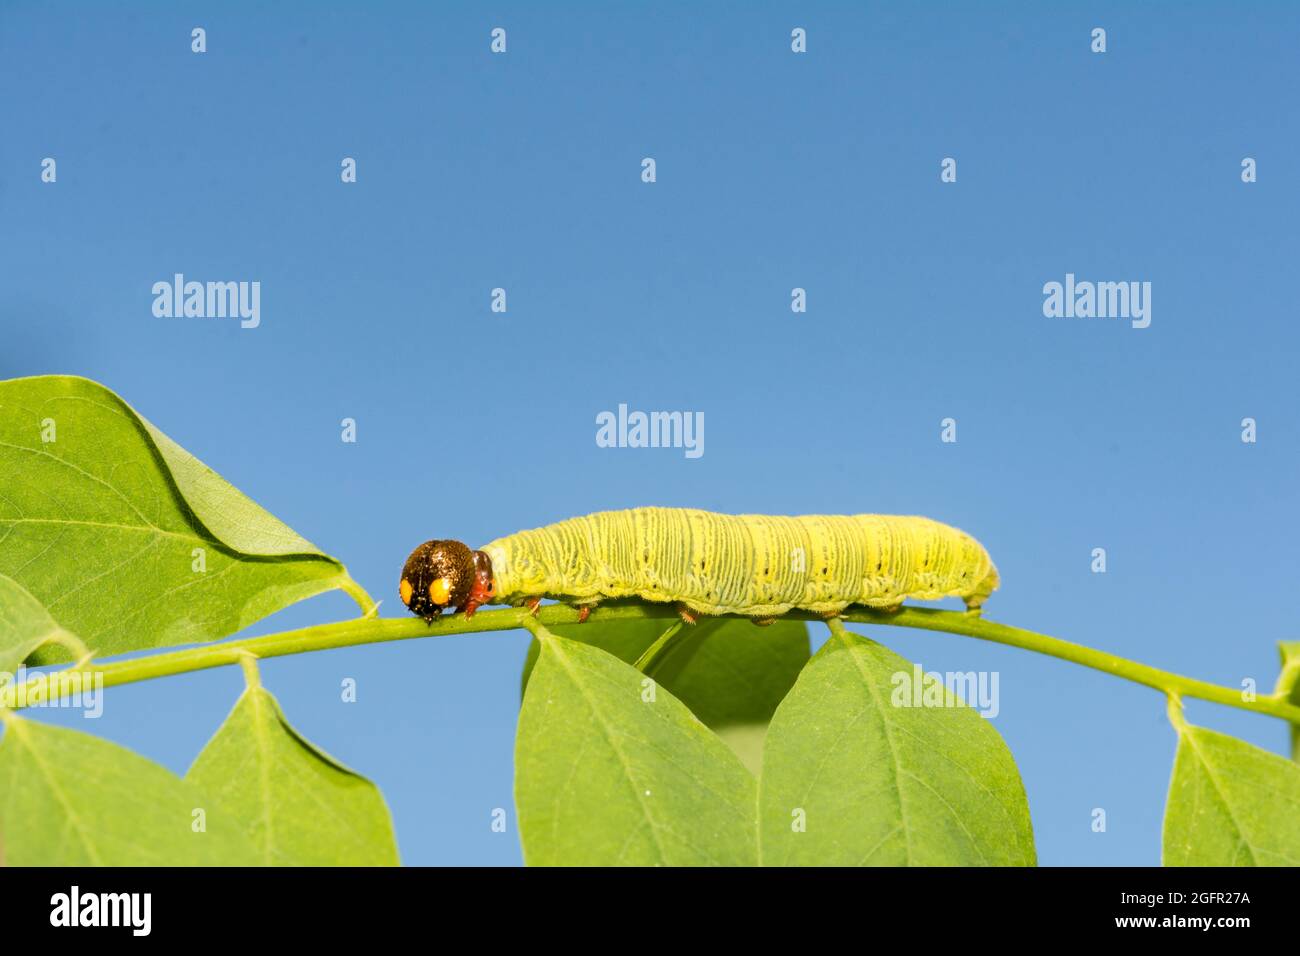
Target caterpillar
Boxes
[399,507,998,624]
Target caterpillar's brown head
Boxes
[399,540,496,622]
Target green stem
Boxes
[633,621,686,674]
[825,617,851,640]
[4,603,1299,726]
[519,614,556,642]
[32,627,94,667]
[237,651,262,690]
[336,574,379,618]
[1274,651,1300,761]
[873,607,1296,719]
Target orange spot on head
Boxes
[399,578,414,606]
[428,576,452,605]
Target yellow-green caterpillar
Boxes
[399,507,998,623]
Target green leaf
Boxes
[0,573,76,675]
[186,680,400,865]
[520,618,663,696]
[516,629,756,866]
[0,375,373,662]
[522,617,811,728]
[522,617,809,774]
[1162,711,1300,866]
[758,627,1036,866]
[0,715,258,865]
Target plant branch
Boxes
[4,602,1299,726]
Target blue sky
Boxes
[3,1,1298,865]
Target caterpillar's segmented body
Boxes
[480,507,998,618]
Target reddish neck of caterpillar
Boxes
[462,550,496,618]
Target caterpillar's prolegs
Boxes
[516,598,599,622]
